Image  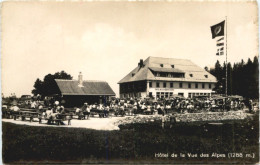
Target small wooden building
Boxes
[55,73,115,107]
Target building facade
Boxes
[118,57,217,99]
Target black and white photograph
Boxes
[1,1,259,164]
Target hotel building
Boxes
[118,57,217,99]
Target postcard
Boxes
[1,1,259,164]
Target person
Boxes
[39,109,46,124]
[156,103,161,114]
[75,107,81,114]
[165,104,171,114]
[160,103,165,115]
[75,107,83,119]
[145,104,151,115]
[10,105,20,119]
[97,104,104,118]
[161,113,166,129]
[45,107,53,124]
[141,103,146,113]
[119,104,125,116]
[38,104,43,111]
[10,105,20,112]
[60,106,65,114]
[81,103,88,119]
[31,101,36,109]
[127,103,133,116]
[55,110,65,125]
[133,103,138,115]
[51,106,59,121]
[104,105,109,117]
[249,99,253,113]
[86,105,91,119]
[170,113,177,128]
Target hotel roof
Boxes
[118,56,217,83]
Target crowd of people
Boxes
[58,95,257,119]
[2,95,257,125]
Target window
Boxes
[179,83,183,88]
[149,82,152,88]
[132,73,135,77]
[205,75,208,78]
[170,82,173,88]
[178,93,184,96]
[202,83,205,89]
[165,92,169,98]
[195,83,198,88]
[161,92,165,98]
[149,92,152,97]
[190,74,193,77]
[188,93,192,98]
[171,65,174,68]
[170,92,173,97]
[156,82,160,88]
[160,64,164,67]
[188,83,191,88]
[163,82,166,88]
[156,92,160,99]
[161,72,167,77]
[209,84,212,89]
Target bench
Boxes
[45,118,64,125]
[90,110,107,118]
[40,114,72,125]
[13,111,39,122]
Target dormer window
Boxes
[190,74,193,77]
[205,75,208,78]
[160,64,164,67]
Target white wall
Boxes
[120,81,216,99]
[148,81,215,98]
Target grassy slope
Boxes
[2,114,259,164]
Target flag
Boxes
[211,20,225,56]
[210,21,225,39]
[216,42,224,46]
[216,47,224,56]
[217,37,224,42]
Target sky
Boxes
[1,1,258,97]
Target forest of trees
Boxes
[209,56,259,99]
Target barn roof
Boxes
[55,79,115,96]
[118,56,217,83]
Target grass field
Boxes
[2,114,259,164]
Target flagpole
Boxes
[225,16,228,97]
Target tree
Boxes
[210,60,224,94]
[227,62,232,95]
[32,71,73,98]
[210,56,259,99]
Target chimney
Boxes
[138,59,144,67]
[78,72,83,87]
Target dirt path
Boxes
[2,116,127,130]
